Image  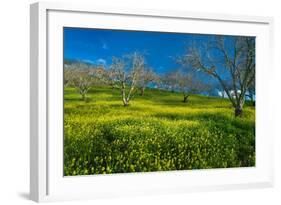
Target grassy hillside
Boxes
[64,86,255,176]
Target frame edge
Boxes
[30,2,39,202]
[30,1,274,202]
[30,2,48,202]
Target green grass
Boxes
[64,86,255,176]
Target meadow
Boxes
[64,86,255,176]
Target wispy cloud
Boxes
[82,59,95,64]
[96,58,107,66]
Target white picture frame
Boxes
[30,2,274,202]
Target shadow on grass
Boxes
[153,111,254,132]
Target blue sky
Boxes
[63,27,216,74]
[63,27,255,83]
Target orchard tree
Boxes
[138,67,157,96]
[109,52,144,106]
[178,72,210,103]
[73,70,94,101]
[179,36,255,117]
[106,66,120,90]
[63,61,90,87]
[64,62,106,101]
[160,70,181,92]
[176,70,211,103]
[64,68,76,87]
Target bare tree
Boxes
[160,70,181,92]
[109,52,144,106]
[178,73,210,103]
[138,67,156,96]
[107,68,119,90]
[64,68,76,87]
[63,61,90,87]
[179,36,255,117]
[64,62,106,101]
[72,70,93,101]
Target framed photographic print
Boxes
[30,2,274,202]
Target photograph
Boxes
[63,27,256,176]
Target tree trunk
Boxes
[81,93,86,101]
[122,94,129,106]
[123,98,129,106]
[121,83,129,106]
[122,90,129,106]
[250,95,255,106]
[234,105,243,117]
[183,95,189,103]
[140,87,145,96]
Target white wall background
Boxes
[0,0,280,204]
